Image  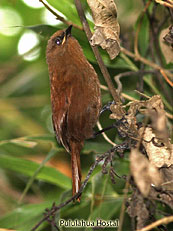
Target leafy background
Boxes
[0,0,172,230]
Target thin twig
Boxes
[121,92,139,102]
[117,174,130,231]
[143,1,173,103]
[39,0,82,30]
[114,70,155,95]
[134,90,150,99]
[147,2,164,66]
[31,153,107,231]
[160,69,173,87]
[74,0,123,106]
[120,46,173,85]
[100,84,173,119]
[134,0,152,57]
[97,121,116,146]
[155,0,173,8]
[137,215,173,231]
[100,84,109,91]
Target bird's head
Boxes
[46,25,73,58]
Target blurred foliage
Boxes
[0,0,172,231]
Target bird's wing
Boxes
[66,71,100,141]
[51,75,71,152]
[50,67,100,150]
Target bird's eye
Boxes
[55,37,62,46]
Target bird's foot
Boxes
[100,101,115,115]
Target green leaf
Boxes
[26,134,66,151]
[0,154,71,189]
[27,134,56,142]
[83,141,111,154]
[0,201,51,230]
[27,24,58,38]
[144,75,173,112]
[0,138,37,148]
[119,53,138,71]
[46,0,81,25]
[136,14,149,56]
[27,134,59,147]
[19,149,57,203]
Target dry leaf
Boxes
[127,190,149,229]
[130,149,163,197]
[164,25,173,48]
[87,0,120,59]
[127,95,169,145]
[109,104,125,120]
[160,165,173,190]
[139,127,173,168]
[109,94,172,169]
[109,101,139,138]
[159,27,173,64]
[145,95,169,144]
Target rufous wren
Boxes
[46,25,101,201]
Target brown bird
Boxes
[46,25,101,201]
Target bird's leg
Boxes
[93,101,115,138]
[93,123,116,138]
[99,101,115,115]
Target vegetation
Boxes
[0,0,172,230]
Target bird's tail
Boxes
[70,141,82,202]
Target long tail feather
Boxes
[71,141,82,202]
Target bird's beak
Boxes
[65,25,73,38]
[62,25,72,45]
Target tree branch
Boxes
[31,153,107,231]
[121,47,173,87]
[39,0,82,30]
[137,215,173,231]
[74,0,123,106]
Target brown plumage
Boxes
[46,25,101,201]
